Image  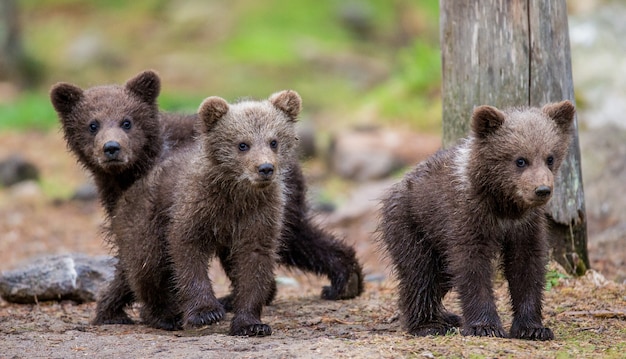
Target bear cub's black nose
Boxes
[258,163,274,178]
[103,141,121,159]
[535,185,551,198]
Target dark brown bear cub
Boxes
[379,101,575,340]
[51,70,363,331]
[50,71,196,328]
[50,71,163,215]
[49,70,196,215]
[166,91,301,336]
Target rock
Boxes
[0,254,115,304]
[275,276,300,287]
[328,127,440,181]
[326,179,396,227]
[71,182,98,202]
[7,180,42,202]
[0,154,39,187]
[65,32,123,69]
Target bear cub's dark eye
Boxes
[121,117,132,131]
[88,120,100,134]
[515,158,527,168]
[546,156,554,167]
[238,143,250,152]
[270,140,278,149]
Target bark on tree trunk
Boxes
[440,0,588,275]
[0,0,25,85]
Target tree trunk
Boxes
[440,0,588,275]
[0,0,25,86]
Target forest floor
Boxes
[0,131,625,359]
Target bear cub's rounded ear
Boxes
[542,100,575,134]
[269,90,301,121]
[198,96,229,131]
[125,70,161,104]
[50,83,84,117]
[470,105,506,138]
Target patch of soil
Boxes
[1,130,625,358]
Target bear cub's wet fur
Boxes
[50,71,364,333]
[166,92,301,336]
[379,101,575,340]
[49,70,194,215]
[50,71,197,327]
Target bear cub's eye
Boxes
[546,156,554,167]
[120,117,132,131]
[270,140,278,149]
[515,158,527,168]
[238,143,250,152]
[88,120,100,134]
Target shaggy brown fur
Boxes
[50,71,162,214]
[111,91,301,335]
[156,101,364,307]
[168,92,301,336]
[50,70,196,327]
[51,70,363,332]
[379,101,575,341]
[50,70,197,213]
[163,111,364,308]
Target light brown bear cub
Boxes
[379,101,575,340]
[166,91,301,336]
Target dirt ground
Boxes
[1,131,625,358]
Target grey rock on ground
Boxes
[0,154,39,187]
[71,182,99,202]
[328,127,440,181]
[0,253,115,303]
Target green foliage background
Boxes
[0,0,441,132]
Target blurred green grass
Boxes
[1,0,442,132]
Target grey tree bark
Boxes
[0,0,27,87]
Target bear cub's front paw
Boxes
[510,326,554,341]
[186,305,225,327]
[231,323,272,337]
[93,312,134,326]
[462,323,507,338]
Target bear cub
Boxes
[49,70,195,215]
[165,91,301,336]
[51,70,364,332]
[379,101,575,340]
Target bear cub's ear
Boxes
[542,100,575,134]
[50,83,84,117]
[269,90,301,122]
[470,105,506,138]
[125,70,161,105]
[198,96,230,131]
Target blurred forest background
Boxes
[1,2,626,357]
[0,0,441,132]
[1,0,625,283]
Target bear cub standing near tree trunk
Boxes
[379,101,575,340]
[165,91,301,336]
